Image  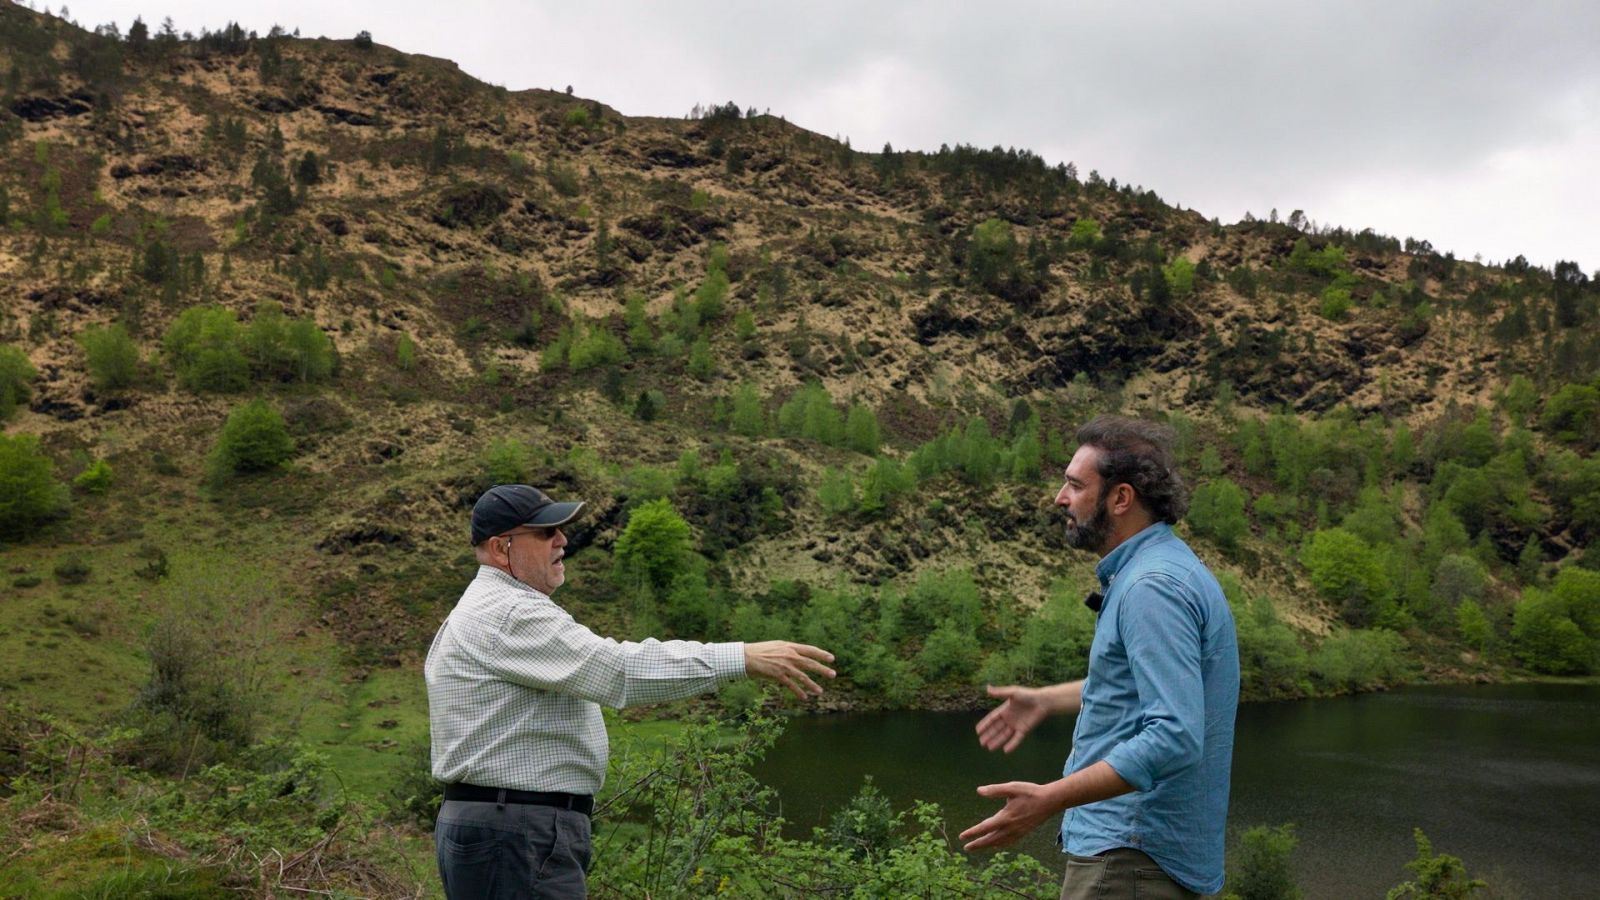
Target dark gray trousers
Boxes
[435,799,593,899]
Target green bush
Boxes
[1301,527,1391,626]
[396,334,416,370]
[1163,257,1195,299]
[1224,823,1301,900]
[818,466,855,517]
[1318,287,1352,321]
[1385,829,1486,900]
[1189,478,1249,549]
[0,433,66,537]
[1540,383,1600,448]
[613,499,693,594]
[164,306,249,393]
[80,324,140,391]
[0,343,36,419]
[208,399,294,479]
[687,335,714,379]
[482,438,531,486]
[729,383,766,437]
[73,459,113,494]
[1309,629,1408,693]
[918,617,981,681]
[844,403,881,455]
[1512,568,1599,674]
[1456,599,1492,652]
[53,555,91,585]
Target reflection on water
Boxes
[754,683,1600,899]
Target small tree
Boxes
[1189,478,1249,550]
[1301,528,1391,626]
[0,433,66,537]
[0,344,36,419]
[208,399,293,479]
[80,324,140,390]
[1384,829,1486,900]
[73,459,113,494]
[482,439,530,485]
[1225,823,1301,900]
[1456,599,1491,652]
[613,499,694,594]
[844,403,881,456]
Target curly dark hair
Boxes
[1075,415,1189,524]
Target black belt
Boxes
[443,783,594,816]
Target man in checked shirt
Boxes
[426,484,836,899]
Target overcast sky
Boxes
[54,0,1600,270]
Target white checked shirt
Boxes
[425,566,747,794]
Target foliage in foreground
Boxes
[590,712,1054,897]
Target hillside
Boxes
[2,6,1599,892]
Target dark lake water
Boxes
[753,683,1600,899]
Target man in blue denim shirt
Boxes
[961,416,1239,899]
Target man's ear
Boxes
[1108,483,1137,516]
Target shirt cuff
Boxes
[1101,746,1154,793]
[709,642,747,681]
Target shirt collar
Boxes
[1095,521,1172,589]
[478,564,550,600]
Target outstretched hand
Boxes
[975,684,1050,753]
[744,641,836,700]
[959,781,1058,851]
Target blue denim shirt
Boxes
[1060,523,1239,895]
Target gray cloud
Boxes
[62,0,1600,266]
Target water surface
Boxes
[754,683,1600,898]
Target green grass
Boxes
[0,825,230,899]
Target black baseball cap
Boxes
[470,485,585,546]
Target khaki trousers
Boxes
[1060,848,1201,900]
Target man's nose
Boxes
[553,529,568,547]
[1054,484,1071,506]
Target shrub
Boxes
[729,383,766,437]
[482,439,531,486]
[818,467,855,517]
[1385,829,1487,900]
[1189,478,1249,549]
[164,306,249,393]
[0,343,36,419]
[1512,568,1599,674]
[53,555,91,584]
[844,403,881,455]
[1225,823,1301,900]
[1456,599,1492,652]
[825,777,900,860]
[208,399,294,478]
[1319,287,1352,321]
[1309,629,1408,692]
[613,499,694,594]
[686,336,714,379]
[1067,217,1102,250]
[396,334,416,370]
[1301,528,1391,626]
[1163,257,1195,299]
[918,617,981,681]
[80,324,140,390]
[73,459,113,493]
[0,433,66,537]
[1540,383,1600,449]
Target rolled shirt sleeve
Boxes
[1100,573,1206,792]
